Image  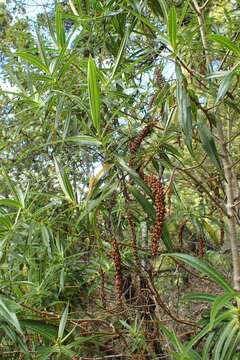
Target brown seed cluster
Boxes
[198,236,205,258]
[148,94,156,109]
[100,269,106,308]
[131,354,145,360]
[129,124,153,154]
[144,175,165,256]
[178,219,187,249]
[111,237,123,301]
[155,69,165,89]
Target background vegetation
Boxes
[1,0,240,358]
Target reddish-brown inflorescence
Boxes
[198,236,205,258]
[155,69,165,89]
[129,124,154,154]
[99,268,106,308]
[178,219,188,249]
[128,120,165,257]
[111,237,123,301]
[144,175,165,257]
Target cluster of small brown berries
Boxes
[129,124,153,154]
[127,211,140,266]
[148,94,156,109]
[155,69,165,89]
[100,269,106,308]
[198,236,205,258]
[220,226,224,245]
[131,353,145,360]
[144,175,165,256]
[178,219,187,248]
[111,238,123,301]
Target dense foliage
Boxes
[1,0,240,358]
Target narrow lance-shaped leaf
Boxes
[2,170,25,208]
[65,135,101,146]
[220,322,239,360]
[176,65,192,151]
[159,0,169,21]
[41,224,52,258]
[35,26,48,66]
[56,4,66,48]
[183,292,217,303]
[198,121,222,171]
[0,199,22,209]
[16,51,49,74]
[129,185,156,221]
[118,158,152,197]
[162,223,174,252]
[54,159,76,203]
[21,320,58,341]
[210,293,235,329]
[109,30,129,83]
[0,298,22,334]
[58,303,69,340]
[213,320,237,360]
[88,56,100,132]
[166,253,233,292]
[216,70,236,103]
[168,7,177,50]
[210,34,240,57]
[69,0,79,16]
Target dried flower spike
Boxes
[111,237,123,301]
[144,175,165,256]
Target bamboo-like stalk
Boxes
[216,118,240,290]
[192,0,240,289]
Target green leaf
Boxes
[109,30,129,83]
[168,7,177,50]
[214,320,236,360]
[186,324,212,354]
[216,70,235,103]
[16,51,50,74]
[0,199,22,209]
[78,182,118,223]
[69,0,79,16]
[129,185,155,221]
[65,135,101,146]
[124,7,169,46]
[198,121,222,171]
[35,26,48,66]
[117,158,152,197]
[56,4,66,48]
[54,159,76,203]
[176,65,192,152]
[58,303,69,340]
[88,56,100,132]
[210,34,240,57]
[220,322,239,360]
[183,292,217,303]
[2,170,26,208]
[159,323,184,353]
[0,298,22,334]
[0,215,13,230]
[210,293,235,329]
[202,332,215,360]
[41,224,52,257]
[59,346,76,357]
[166,253,233,292]
[36,347,56,360]
[21,320,58,341]
[157,0,169,21]
[223,325,240,360]
[162,223,174,252]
